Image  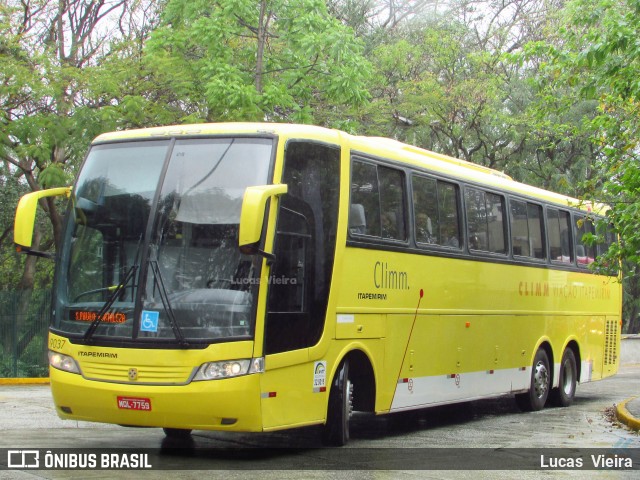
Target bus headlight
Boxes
[48,351,81,374]
[193,357,264,381]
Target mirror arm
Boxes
[15,246,55,260]
[240,244,276,266]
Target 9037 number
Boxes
[49,338,66,350]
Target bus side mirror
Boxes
[14,186,72,255]
[239,184,288,257]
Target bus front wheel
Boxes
[550,348,577,407]
[515,348,550,412]
[322,359,354,446]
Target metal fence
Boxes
[0,290,51,378]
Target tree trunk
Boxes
[255,0,268,94]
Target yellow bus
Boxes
[14,123,621,445]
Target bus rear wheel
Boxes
[550,348,577,407]
[322,359,354,446]
[515,348,550,412]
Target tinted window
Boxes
[547,208,573,263]
[412,174,461,248]
[510,200,545,260]
[465,187,506,254]
[350,159,406,241]
[575,215,596,267]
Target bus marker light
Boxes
[261,392,277,398]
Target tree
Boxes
[144,0,371,125]
[523,0,640,332]
[350,0,588,194]
[0,0,162,275]
[0,0,163,362]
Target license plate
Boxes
[117,396,151,411]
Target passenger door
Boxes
[260,141,340,429]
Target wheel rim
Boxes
[346,379,354,418]
[533,360,549,399]
[561,358,575,395]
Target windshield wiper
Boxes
[83,264,137,342]
[148,259,189,347]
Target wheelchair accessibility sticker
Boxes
[140,310,159,333]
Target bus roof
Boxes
[92,123,605,215]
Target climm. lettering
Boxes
[374,261,409,290]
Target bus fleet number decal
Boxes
[313,361,327,390]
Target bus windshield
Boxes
[53,137,274,344]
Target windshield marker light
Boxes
[193,357,264,381]
[48,351,81,374]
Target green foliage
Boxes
[38,164,69,189]
[363,17,523,176]
[145,0,371,124]
[526,0,640,331]
[0,357,48,378]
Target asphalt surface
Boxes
[0,337,639,478]
[0,368,639,479]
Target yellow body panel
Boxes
[49,334,263,430]
[333,247,620,412]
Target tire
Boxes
[550,348,577,407]
[163,428,192,439]
[515,348,551,412]
[322,360,354,446]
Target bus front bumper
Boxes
[50,369,264,432]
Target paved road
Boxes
[0,366,639,479]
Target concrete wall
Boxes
[621,335,640,365]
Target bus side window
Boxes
[378,166,406,241]
[351,160,381,237]
[510,200,545,260]
[438,181,462,248]
[575,215,596,267]
[350,159,406,241]
[412,175,438,244]
[547,208,574,264]
[465,187,506,254]
[412,174,461,248]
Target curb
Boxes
[616,397,640,431]
[0,378,50,385]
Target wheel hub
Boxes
[533,361,549,398]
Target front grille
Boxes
[81,361,194,385]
